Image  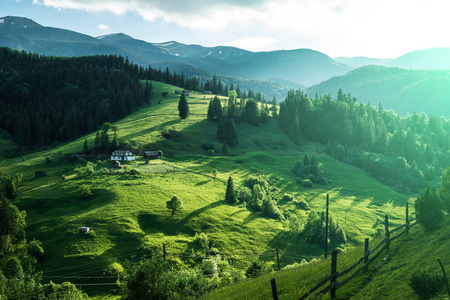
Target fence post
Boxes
[364,238,369,271]
[385,215,390,250]
[325,194,329,259]
[163,243,166,260]
[276,248,280,270]
[405,202,409,234]
[271,278,279,300]
[330,250,338,298]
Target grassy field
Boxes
[0,81,413,297]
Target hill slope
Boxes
[1,82,410,296]
[306,65,450,117]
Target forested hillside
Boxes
[306,66,450,117]
[279,89,450,193]
[0,48,149,150]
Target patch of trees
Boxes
[279,88,450,193]
[287,210,347,247]
[292,153,328,186]
[226,175,283,220]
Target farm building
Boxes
[112,161,121,169]
[144,151,161,159]
[111,150,135,161]
[175,89,182,94]
[80,226,90,233]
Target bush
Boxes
[79,185,92,199]
[262,197,283,219]
[46,156,52,163]
[409,267,443,299]
[194,232,210,255]
[245,260,271,278]
[201,142,216,151]
[301,179,314,188]
[4,257,23,279]
[294,199,309,210]
[206,149,215,156]
[415,186,443,231]
[128,169,140,176]
[237,186,252,203]
[28,240,44,261]
[282,193,294,201]
[201,259,218,277]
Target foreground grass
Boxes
[1,81,412,296]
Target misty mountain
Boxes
[0,16,353,89]
[306,65,450,117]
[386,48,450,70]
[334,56,392,68]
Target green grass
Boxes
[0,81,413,296]
[202,220,450,300]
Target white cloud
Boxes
[97,24,110,30]
[228,37,278,52]
[30,0,450,57]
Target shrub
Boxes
[294,199,309,210]
[4,257,23,279]
[282,193,294,201]
[28,240,44,261]
[301,179,314,188]
[415,186,443,231]
[79,185,92,199]
[161,129,171,139]
[237,186,252,203]
[46,156,52,163]
[194,232,210,255]
[245,260,271,278]
[201,259,218,277]
[201,142,216,151]
[409,267,443,299]
[206,149,215,156]
[262,197,283,219]
[128,169,140,176]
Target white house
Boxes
[111,150,136,161]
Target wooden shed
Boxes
[144,151,161,159]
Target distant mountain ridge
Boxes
[306,65,450,117]
[2,15,450,102]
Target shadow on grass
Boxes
[195,179,211,186]
[178,201,225,227]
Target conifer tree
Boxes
[415,186,443,231]
[224,118,238,146]
[178,94,189,119]
[225,176,236,204]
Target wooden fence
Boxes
[271,203,416,300]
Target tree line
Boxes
[279,88,450,193]
[0,47,151,149]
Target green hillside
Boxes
[202,219,450,300]
[1,82,411,296]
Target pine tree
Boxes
[207,100,214,121]
[225,176,236,204]
[217,120,225,142]
[94,132,101,149]
[415,186,443,231]
[178,94,189,119]
[83,138,88,151]
[224,118,238,146]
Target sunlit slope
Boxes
[1,82,410,295]
[202,221,450,300]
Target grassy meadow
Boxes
[0,81,412,296]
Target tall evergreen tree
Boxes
[415,186,443,231]
[224,118,238,146]
[225,176,236,204]
[178,94,189,119]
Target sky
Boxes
[2,0,450,58]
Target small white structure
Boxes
[111,150,135,161]
[80,226,90,233]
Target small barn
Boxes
[112,161,121,169]
[111,150,135,161]
[175,90,182,94]
[182,89,190,96]
[144,151,161,159]
[80,226,90,233]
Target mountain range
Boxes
[2,15,450,113]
